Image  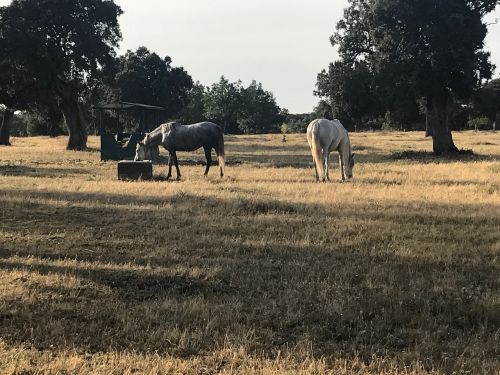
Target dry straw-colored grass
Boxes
[0,131,499,374]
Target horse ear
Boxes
[352,153,356,158]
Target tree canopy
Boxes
[0,0,123,149]
[238,81,284,134]
[203,77,244,133]
[114,47,193,119]
[472,78,500,127]
[202,77,284,134]
[318,0,500,153]
[316,60,381,131]
[178,82,207,124]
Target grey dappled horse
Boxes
[307,118,355,182]
[135,121,225,180]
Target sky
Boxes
[114,0,500,113]
[1,0,499,113]
[113,0,347,113]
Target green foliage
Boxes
[178,82,207,124]
[0,7,41,114]
[3,0,122,83]
[283,101,339,134]
[467,116,492,130]
[316,60,381,130]
[237,81,283,134]
[317,0,499,137]
[114,47,193,119]
[472,78,500,122]
[7,113,27,137]
[284,113,314,133]
[22,112,48,137]
[9,111,66,137]
[202,77,283,134]
[0,0,123,148]
[380,112,400,131]
[313,100,333,120]
[2,2,284,138]
[81,47,195,134]
[203,77,243,133]
[367,0,495,100]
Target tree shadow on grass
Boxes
[0,259,236,301]
[390,149,499,163]
[227,152,312,168]
[0,188,498,372]
[152,153,312,169]
[225,135,276,143]
[226,142,311,154]
[0,165,92,177]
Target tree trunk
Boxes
[426,94,458,155]
[48,121,58,137]
[57,82,87,150]
[425,108,433,137]
[0,109,14,146]
[47,111,61,138]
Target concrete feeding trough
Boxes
[117,160,153,181]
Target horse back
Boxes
[308,119,346,150]
[169,122,222,151]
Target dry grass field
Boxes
[0,131,499,374]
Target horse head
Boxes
[134,141,147,161]
[134,137,159,161]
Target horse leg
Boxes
[339,154,345,181]
[312,155,319,182]
[215,149,224,177]
[325,153,331,181]
[321,149,329,182]
[172,150,181,180]
[166,153,173,180]
[203,146,212,176]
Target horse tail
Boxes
[310,120,324,181]
[216,131,225,177]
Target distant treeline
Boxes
[1,0,499,152]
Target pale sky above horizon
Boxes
[113,0,347,113]
[2,0,499,113]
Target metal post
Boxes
[117,110,120,134]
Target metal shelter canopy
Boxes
[92,101,166,111]
[92,101,166,134]
[93,101,166,161]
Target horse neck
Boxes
[145,125,163,146]
[338,133,351,163]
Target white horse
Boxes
[307,118,355,182]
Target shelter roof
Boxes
[92,101,165,111]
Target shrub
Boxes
[467,116,491,131]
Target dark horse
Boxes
[135,121,225,179]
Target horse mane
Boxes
[143,124,167,146]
